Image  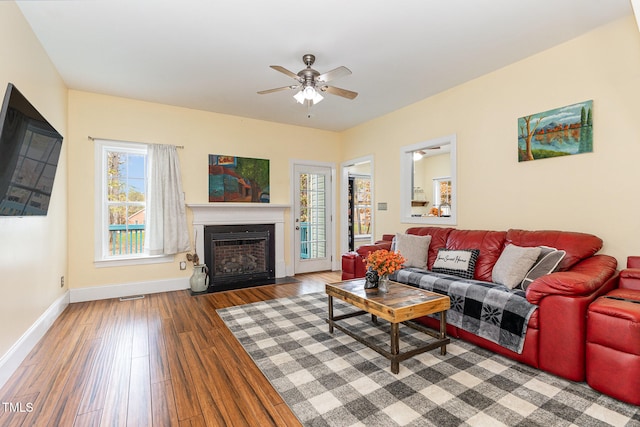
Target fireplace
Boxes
[204,224,275,292]
[187,203,290,292]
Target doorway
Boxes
[340,156,374,254]
[292,162,334,273]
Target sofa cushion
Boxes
[432,248,480,279]
[492,244,541,289]
[406,227,454,270]
[446,229,507,282]
[505,229,602,271]
[520,247,566,290]
[395,233,431,269]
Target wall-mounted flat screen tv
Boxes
[0,83,63,216]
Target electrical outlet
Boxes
[60,276,64,288]
[179,261,187,270]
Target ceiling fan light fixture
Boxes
[294,86,323,105]
[303,85,316,100]
[293,91,306,104]
[312,91,323,104]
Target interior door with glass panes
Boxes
[294,164,332,273]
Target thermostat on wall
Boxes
[378,202,388,211]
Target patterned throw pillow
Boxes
[432,248,480,280]
[395,233,431,269]
[520,246,566,290]
[492,244,541,289]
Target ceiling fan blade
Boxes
[320,85,358,100]
[317,66,351,83]
[257,85,298,95]
[270,65,300,80]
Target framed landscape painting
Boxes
[208,154,270,202]
[518,100,593,162]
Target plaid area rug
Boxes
[217,292,640,427]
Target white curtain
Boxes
[145,144,191,255]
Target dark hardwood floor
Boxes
[0,271,342,427]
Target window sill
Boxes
[94,254,175,268]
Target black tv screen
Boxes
[0,83,63,216]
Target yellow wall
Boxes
[0,3,68,358]
[67,91,341,289]
[342,15,640,267]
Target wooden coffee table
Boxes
[326,279,450,374]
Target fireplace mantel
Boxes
[187,203,290,278]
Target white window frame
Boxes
[94,139,172,267]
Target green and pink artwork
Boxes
[208,155,269,202]
[518,100,593,162]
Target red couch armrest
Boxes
[355,241,392,257]
[526,255,617,305]
[342,240,393,280]
[619,268,640,291]
[342,251,368,279]
[533,255,617,381]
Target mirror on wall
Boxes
[400,134,457,225]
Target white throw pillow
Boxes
[492,244,541,289]
[395,233,431,269]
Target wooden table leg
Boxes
[328,295,334,334]
[390,323,400,374]
[440,311,447,355]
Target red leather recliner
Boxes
[587,257,640,405]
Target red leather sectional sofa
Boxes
[341,227,618,382]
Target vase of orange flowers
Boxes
[364,249,406,292]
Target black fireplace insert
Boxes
[203,223,276,292]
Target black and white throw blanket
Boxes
[393,268,537,354]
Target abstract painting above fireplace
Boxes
[208,154,270,203]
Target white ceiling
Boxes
[17,0,634,132]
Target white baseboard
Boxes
[69,277,190,303]
[0,291,70,390]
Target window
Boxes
[299,171,327,259]
[352,175,371,237]
[94,140,171,266]
[432,177,452,207]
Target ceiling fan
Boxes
[257,54,358,106]
[413,146,445,160]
